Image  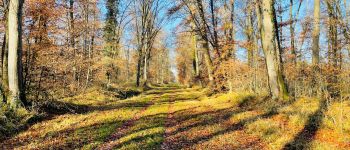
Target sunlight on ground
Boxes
[1,86,350,149]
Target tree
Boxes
[311,1,320,63]
[326,0,340,67]
[134,0,166,87]
[69,0,74,49]
[224,0,236,59]
[176,30,196,86]
[195,0,214,82]
[191,22,201,85]
[180,0,214,83]
[104,0,119,58]
[244,3,254,68]
[344,0,350,59]
[68,0,78,82]
[1,0,9,103]
[256,0,289,100]
[7,0,25,108]
[289,0,296,64]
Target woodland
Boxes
[0,0,350,149]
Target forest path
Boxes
[2,86,349,149]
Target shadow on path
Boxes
[283,99,328,150]
[160,96,289,150]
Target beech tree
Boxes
[256,0,289,100]
[7,0,24,108]
[1,0,8,103]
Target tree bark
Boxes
[136,47,142,87]
[326,1,339,67]
[257,0,289,100]
[229,0,236,59]
[201,38,213,82]
[0,28,6,103]
[126,48,130,82]
[1,7,9,103]
[290,0,296,64]
[8,0,25,108]
[195,0,213,82]
[69,0,74,49]
[246,5,254,67]
[224,0,236,59]
[190,21,201,85]
[312,0,320,65]
[143,51,148,82]
[193,32,200,77]
[345,0,350,59]
[209,0,220,57]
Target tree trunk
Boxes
[228,0,236,59]
[0,29,6,103]
[246,6,254,67]
[190,22,201,85]
[230,0,236,59]
[202,39,213,82]
[312,0,320,65]
[345,0,350,59]
[69,0,78,83]
[1,32,5,78]
[8,0,25,109]
[143,52,148,82]
[125,48,130,83]
[257,0,289,100]
[290,0,297,64]
[136,48,142,87]
[69,0,74,49]
[195,0,214,83]
[1,9,9,103]
[209,0,220,57]
[83,2,89,56]
[193,33,200,77]
[326,1,339,67]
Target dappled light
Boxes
[1,0,350,149]
[2,86,350,149]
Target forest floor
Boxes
[1,86,350,150]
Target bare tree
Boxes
[134,0,167,86]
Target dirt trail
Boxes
[160,95,176,150]
[100,86,193,149]
[1,87,270,150]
